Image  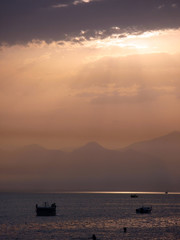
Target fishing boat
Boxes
[131,194,138,198]
[136,206,152,214]
[36,202,56,216]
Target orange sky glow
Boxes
[0,28,180,149]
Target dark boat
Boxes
[131,194,138,198]
[136,206,152,214]
[36,202,56,216]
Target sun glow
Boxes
[57,28,180,60]
[88,29,180,54]
[1,28,179,63]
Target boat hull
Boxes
[36,203,56,216]
[36,207,56,216]
[131,194,138,198]
[136,207,152,214]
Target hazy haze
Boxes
[0,0,180,191]
[0,132,180,192]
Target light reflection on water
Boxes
[0,193,180,240]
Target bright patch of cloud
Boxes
[157,5,165,10]
[171,3,177,8]
[65,28,180,60]
[73,0,99,5]
[52,4,69,8]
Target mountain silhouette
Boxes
[0,131,179,192]
[73,141,106,153]
[127,131,180,162]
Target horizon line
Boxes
[35,191,180,194]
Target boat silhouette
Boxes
[36,202,56,216]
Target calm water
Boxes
[0,192,180,240]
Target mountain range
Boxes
[0,131,180,192]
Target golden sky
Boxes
[0,0,180,150]
[1,28,180,149]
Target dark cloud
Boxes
[0,0,180,45]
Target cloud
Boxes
[52,4,69,8]
[73,0,97,5]
[69,53,180,104]
[171,3,178,8]
[52,0,100,8]
[89,87,166,105]
[157,5,165,10]
[0,0,180,45]
[0,41,180,149]
[158,2,178,10]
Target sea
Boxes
[0,192,180,240]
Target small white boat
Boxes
[136,206,152,214]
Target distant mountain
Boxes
[129,131,180,147]
[0,132,180,192]
[127,131,180,162]
[74,141,106,152]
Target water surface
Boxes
[0,192,180,240]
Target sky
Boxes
[0,0,180,150]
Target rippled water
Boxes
[0,192,180,240]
